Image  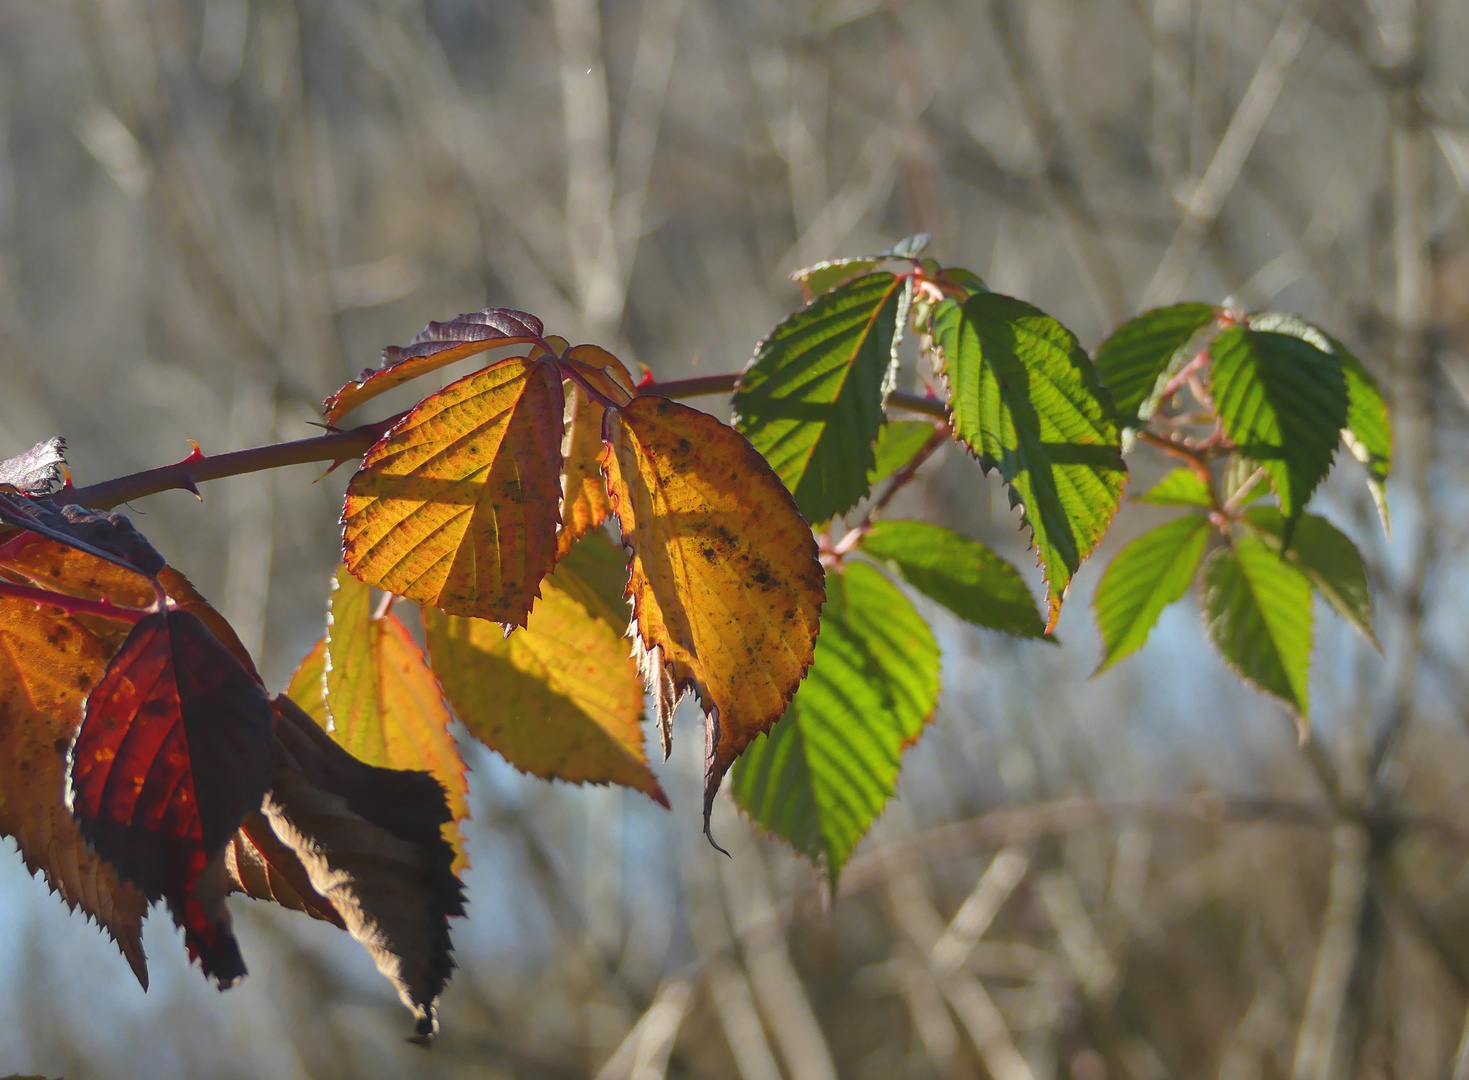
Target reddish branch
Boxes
[59,374,947,511]
[0,578,151,623]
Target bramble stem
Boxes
[55,371,948,512]
[63,412,408,510]
[0,579,151,623]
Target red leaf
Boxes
[68,610,275,987]
[324,307,545,425]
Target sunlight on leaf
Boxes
[732,563,938,886]
[1094,303,1217,431]
[1202,536,1314,727]
[931,293,1126,630]
[603,396,824,835]
[867,420,941,489]
[1244,506,1377,649]
[342,355,564,627]
[1134,468,1213,508]
[424,533,665,805]
[735,273,910,523]
[1093,514,1212,672]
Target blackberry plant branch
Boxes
[56,374,948,511]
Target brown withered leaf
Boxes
[268,695,465,1043]
[224,812,343,927]
[601,396,824,840]
[342,355,566,627]
[0,437,67,495]
[325,307,545,426]
[0,537,151,985]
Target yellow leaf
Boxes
[424,533,666,805]
[601,396,824,835]
[342,355,564,627]
[287,568,471,874]
[555,344,636,559]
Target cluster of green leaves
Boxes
[726,236,1390,884]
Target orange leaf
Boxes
[324,307,545,425]
[601,396,824,837]
[556,345,635,560]
[424,533,666,805]
[0,539,150,986]
[286,567,470,874]
[342,355,565,626]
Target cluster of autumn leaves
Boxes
[0,235,1392,1041]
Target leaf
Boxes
[0,437,67,495]
[555,344,636,559]
[268,695,464,1043]
[930,293,1127,629]
[859,520,1047,638]
[867,420,941,488]
[1210,328,1348,544]
[731,563,938,885]
[224,812,344,928]
[788,233,930,300]
[1092,514,1212,672]
[1201,536,1314,723]
[290,567,470,872]
[1244,506,1377,648]
[734,272,910,523]
[1248,313,1392,533]
[68,610,276,986]
[324,307,546,425]
[1094,303,1218,430]
[158,567,262,682]
[424,534,665,805]
[0,496,165,579]
[1135,468,1213,507]
[0,539,151,986]
[342,355,565,627]
[602,396,824,836]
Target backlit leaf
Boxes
[1093,514,1212,672]
[224,812,344,928]
[0,436,67,495]
[1248,313,1392,534]
[298,567,471,873]
[603,396,824,835]
[342,355,564,627]
[731,563,938,885]
[1094,303,1217,430]
[325,307,545,425]
[556,344,636,559]
[868,420,941,488]
[931,293,1126,629]
[69,610,276,987]
[1201,536,1313,723]
[788,233,929,300]
[0,496,165,579]
[424,533,665,805]
[859,520,1047,638]
[0,538,150,986]
[1210,327,1347,544]
[1244,506,1377,648]
[734,272,910,523]
[1135,468,1212,507]
[269,695,464,1043]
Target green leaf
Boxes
[1249,313,1392,534]
[1135,468,1213,508]
[868,420,940,488]
[731,562,938,885]
[1093,514,1211,672]
[1244,506,1377,648]
[1094,303,1218,430]
[930,293,1127,629]
[1209,327,1348,543]
[789,234,930,299]
[1201,536,1314,721]
[735,273,910,522]
[859,520,1047,638]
